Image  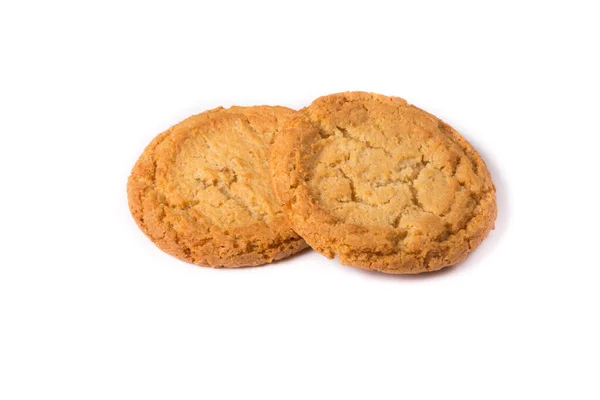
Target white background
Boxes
[1,1,599,399]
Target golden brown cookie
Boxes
[270,92,497,274]
[128,106,308,267]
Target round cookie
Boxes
[128,106,308,267]
[270,92,497,274]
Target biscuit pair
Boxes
[128,92,497,274]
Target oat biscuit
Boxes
[270,92,497,274]
[128,106,308,267]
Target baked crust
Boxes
[128,106,308,267]
[270,92,497,274]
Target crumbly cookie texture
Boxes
[128,106,308,267]
[270,92,497,274]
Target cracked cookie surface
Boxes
[128,106,308,267]
[270,92,497,274]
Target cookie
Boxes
[128,106,308,267]
[270,92,497,274]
